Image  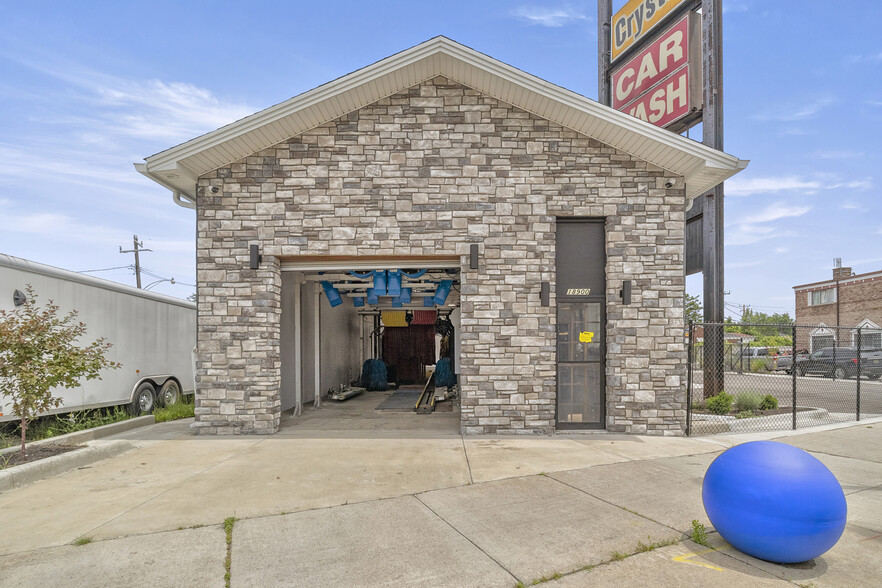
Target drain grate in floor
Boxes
[375,389,422,411]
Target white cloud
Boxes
[740,202,811,225]
[726,174,872,197]
[725,224,778,246]
[840,201,862,210]
[727,259,764,269]
[512,5,590,27]
[753,98,832,122]
[846,52,882,64]
[726,176,821,196]
[809,150,864,160]
[30,67,255,142]
[722,3,750,13]
[2,209,193,252]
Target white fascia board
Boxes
[140,36,747,202]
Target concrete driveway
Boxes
[1,407,880,587]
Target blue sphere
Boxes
[702,441,847,563]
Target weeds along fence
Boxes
[686,322,882,436]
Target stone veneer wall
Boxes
[195,76,686,436]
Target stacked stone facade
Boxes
[195,77,687,436]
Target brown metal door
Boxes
[382,324,435,384]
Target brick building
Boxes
[794,266,882,351]
[137,38,746,436]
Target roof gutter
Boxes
[134,163,196,210]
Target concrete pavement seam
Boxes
[411,493,520,585]
[545,472,690,537]
[709,544,806,586]
[460,435,474,485]
[76,437,268,541]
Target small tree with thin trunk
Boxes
[0,285,120,458]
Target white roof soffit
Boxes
[138,36,748,205]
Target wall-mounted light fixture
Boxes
[620,280,632,305]
[13,289,26,306]
[540,282,550,306]
[249,244,262,269]
[470,244,479,270]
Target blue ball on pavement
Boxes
[702,440,847,564]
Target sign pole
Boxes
[598,0,613,106]
[702,0,725,397]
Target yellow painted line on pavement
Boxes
[672,547,725,571]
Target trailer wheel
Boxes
[158,379,181,407]
[130,382,156,415]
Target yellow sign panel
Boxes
[579,331,594,343]
[611,0,689,62]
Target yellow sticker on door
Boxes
[579,331,594,343]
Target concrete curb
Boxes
[0,415,154,457]
[0,439,136,493]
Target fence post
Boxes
[739,338,744,373]
[792,324,797,430]
[857,326,862,421]
[686,321,694,436]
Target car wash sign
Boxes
[610,11,701,129]
[611,0,690,62]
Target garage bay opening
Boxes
[279,259,461,432]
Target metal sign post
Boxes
[598,0,725,397]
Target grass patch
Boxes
[224,516,237,588]
[0,407,132,449]
[610,550,627,561]
[690,520,709,546]
[635,535,679,553]
[154,397,195,423]
[73,536,92,546]
[530,572,562,585]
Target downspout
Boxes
[173,191,197,210]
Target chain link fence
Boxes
[686,323,882,436]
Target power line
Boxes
[79,265,133,274]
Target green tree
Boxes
[725,308,794,337]
[685,294,702,324]
[0,286,120,458]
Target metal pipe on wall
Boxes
[294,273,302,416]
[314,282,322,408]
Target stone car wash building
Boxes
[137,37,746,436]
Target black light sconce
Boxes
[249,244,262,269]
[540,282,550,306]
[13,289,26,306]
[620,280,632,305]
[469,244,479,270]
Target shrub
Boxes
[760,395,779,410]
[705,391,734,415]
[750,358,771,373]
[735,410,755,419]
[734,393,761,412]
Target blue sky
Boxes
[1,1,880,318]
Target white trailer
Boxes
[0,253,196,422]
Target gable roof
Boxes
[136,36,747,208]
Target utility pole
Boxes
[119,234,151,289]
